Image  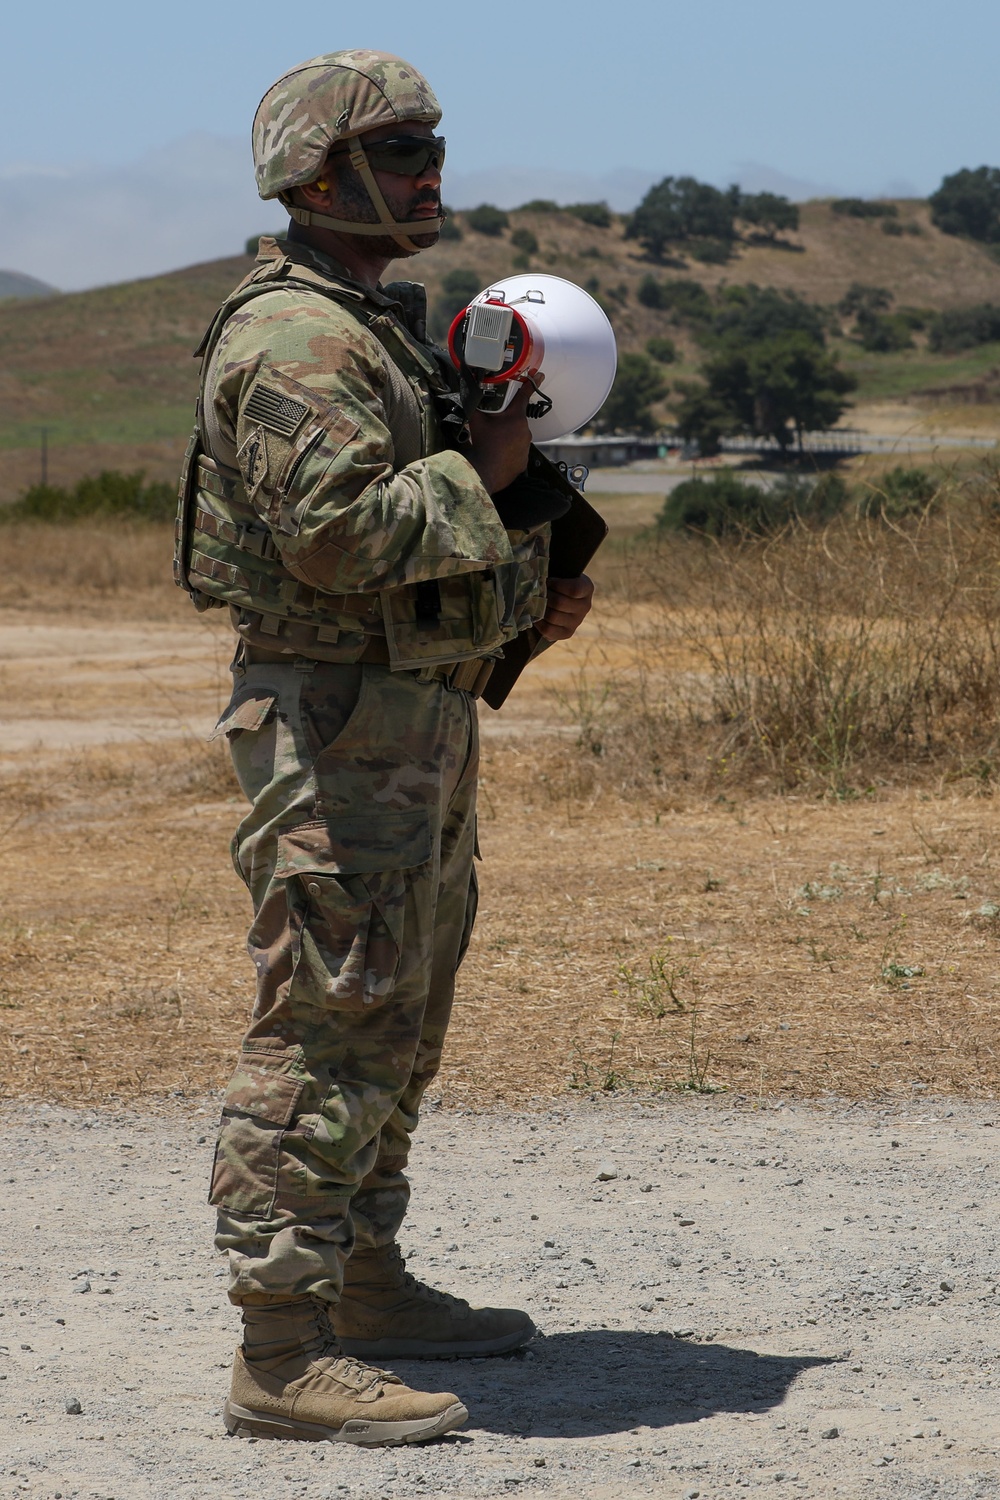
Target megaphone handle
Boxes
[479,381,519,416]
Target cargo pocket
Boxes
[209,685,278,742]
[276,811,432,1012]
[209,1039,306,1216]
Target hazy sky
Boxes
[3,0,998,288]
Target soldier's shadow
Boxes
[394,1330,836,1438]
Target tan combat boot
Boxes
[334,1242,535,1359]
[224,1297,467,1446]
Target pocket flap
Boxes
[209,687,278,741]
[222,1040,305,1125]
[275,811,431,877]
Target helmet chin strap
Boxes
[284,140,441,253]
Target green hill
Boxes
[3,200,1000,502]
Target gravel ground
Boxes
[2,1096,998,1500]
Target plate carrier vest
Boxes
[173,249,549,669]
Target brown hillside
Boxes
[2,204,1000,501]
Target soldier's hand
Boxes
[466,382,533,495]
[537,574,594,642]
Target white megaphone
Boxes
[447,273,618,443]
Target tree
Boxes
[738,192,800,237]
[592,353,667,434]
[565,201,612,228]
[465,203,509,237]
[929,166,1000,243]
[625,176,738,259]
[707,284,827,347]
[676,332,855,452]
[510,227,538,256]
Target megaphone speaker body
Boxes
[447,273,618,442]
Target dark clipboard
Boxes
[482,454,609,711]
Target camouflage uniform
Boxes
[182,237,550,1304]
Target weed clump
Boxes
[567,475,1000,797]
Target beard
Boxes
[333,165,440,257]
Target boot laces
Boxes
[309,1300,400,1391]
[389,1244,470,1311]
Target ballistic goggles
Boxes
[332,134,446,176]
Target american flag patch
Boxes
[243,385,310,437]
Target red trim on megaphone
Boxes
[447,301,542,385]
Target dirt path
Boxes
[3,1098,997,1500]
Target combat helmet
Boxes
[253,50,443,252]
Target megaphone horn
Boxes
[446,274,618,443]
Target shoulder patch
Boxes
[243,384,310,438]
[237,425,269,499]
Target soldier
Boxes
[174,49,594,1446]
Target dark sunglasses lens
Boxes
[369,136,445,174]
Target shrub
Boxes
[646,336,677,364]
[637,275,712,321]
[928,303,1000,353]
[592,352,667,434]
[858,466,936,517]
[689,238,733,264]
[857,313,914,352]
[439,207,463,241]
[929,166,1000,244]
[4,470,176,524]
[565,201,612,228]
[837,284,912,351]
[465,203,509,237]
[838,283,893,319]
[516,199,559,213]
[830,198,899,219]
[657,470,848,536]
[510,227,538,256]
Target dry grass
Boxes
[3,732,1000,1110]
[0,519,180,616]
[569,481,1000,798]
[5,509,1000,1111]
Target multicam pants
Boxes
[209,653,479,1305]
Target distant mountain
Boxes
[0,269,57,300]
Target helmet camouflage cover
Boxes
[253,50,442,201]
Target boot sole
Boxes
[337,1323,535,1360]
[224,1398,468,1447]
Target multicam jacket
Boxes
[174,237,550,669]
